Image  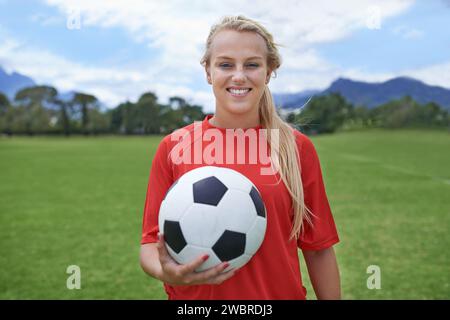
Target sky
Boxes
[0,0,449,112]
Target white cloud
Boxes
[273,60,450,95]
[0,32,151,106]
[403,61,450,88]
[2,0,422,111]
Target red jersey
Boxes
[141,115,339,299]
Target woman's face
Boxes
[206,29,272,118]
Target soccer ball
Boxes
[158,166,267,272]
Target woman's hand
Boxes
[156,233,236,286]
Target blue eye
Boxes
[219,63,259,68]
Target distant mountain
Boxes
[0,66,36,99]
[0,66,105,109]
[324,77,450,109]
[276,77,450,110]
[273,90,320,109]
[3,65,450,112]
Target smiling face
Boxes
[205,29,272,125]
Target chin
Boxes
[224,102,257,115]
[228,106,251,113]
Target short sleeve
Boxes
[296,132,339,250]
[141,136,174,244]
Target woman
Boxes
[140,15,341,300]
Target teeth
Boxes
[228,88,250,95]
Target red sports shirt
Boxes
[141,115,339,299]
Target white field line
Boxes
[338,153,450,186]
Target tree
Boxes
[293,93,353,134]
[53,98,72,136]
[108,101,132,134]
[0,92,11,135]
[14,86,58,135]
[168,96,205,129]
[70,93,99,135]
[135,92,161,134]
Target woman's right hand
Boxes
[156,233,236,286]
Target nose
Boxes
[231,67,246,83]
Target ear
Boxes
[266,70,272,84]
[205,66,212,85]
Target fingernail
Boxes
[202,254,209,261]
[223,262,230,268]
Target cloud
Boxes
[44,0,415,46]
[403,61,450,88]
[2,0,419,111]
[0,31,150,106]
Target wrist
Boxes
[153,267,166,282]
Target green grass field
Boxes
[0,129,449,299]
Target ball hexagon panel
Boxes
[216,190,257,234]
[224,253,253,272]
[179,203,224,248]
[193,176,228,206]
[244,216,267,256]
[210,167,254,193]
[168,244,222,272]
[163,220,187,254]
[158,180,194,228]
[212,230,246,262]
[249,186,266,218]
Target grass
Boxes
[0,129,449,299]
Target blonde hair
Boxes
[200,15,313,240]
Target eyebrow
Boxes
[215,55,264,60]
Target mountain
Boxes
[3,65,450,111]
[277,77,450,110]
[0,66,36,99]
[273,90,320,109]
[0,66,105,109]
[324,77,450,109]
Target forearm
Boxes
[302,246,341,300]
[140,243,164,281]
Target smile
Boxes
[227,88,252,97]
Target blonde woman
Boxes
[140,15,341,300]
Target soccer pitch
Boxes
[0,129,449,299]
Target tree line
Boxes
[0,85,449,136]
[0,86,204,136]
[287,93,449,134]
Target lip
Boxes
[227,87,252,90]
[227,87,252,98]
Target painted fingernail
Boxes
[202,254,209,261]
[223,262,230,268]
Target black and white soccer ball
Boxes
[158,166,267,272]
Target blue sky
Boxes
[318,0,450,72]
[0,0,449,111]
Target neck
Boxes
[211,108,260,129]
